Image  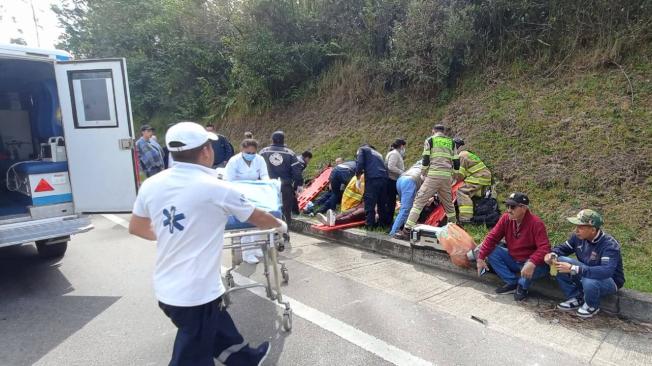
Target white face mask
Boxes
[399,148,406,157]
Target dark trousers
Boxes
[486,246,549,289]
[281,182,295,226]
[556,257,618,308]
[364,177,389,227]
[314,191,332,207]
[319,169,351,213]
[335,204,365,225]
[158,297,264,366]
[383,178,398,225]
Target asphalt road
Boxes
[1,214,650,365]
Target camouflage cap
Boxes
[567,209,603,228]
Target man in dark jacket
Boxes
[545,209,624,318]
[296,151,312,173]
[317,161,356,214]
[260,131,303,230]
[475,192,551,301]
[355,144,390,228]
[205,124,234,168]
[291,150,313,214]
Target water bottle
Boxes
[549,253,558,276]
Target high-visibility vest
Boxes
[341,175,364,211]
[422,135,455,177]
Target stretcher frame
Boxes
[222,227,292,331]
[296,166,333,211]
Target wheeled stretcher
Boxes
[222,180,292,331]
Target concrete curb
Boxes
[290,217,652,323]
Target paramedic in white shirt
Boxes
[224,138,270,264]
[129,122,286,366]
[224,139,269,181]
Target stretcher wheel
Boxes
[226,274,235,288]
[281,268,289,284]
[282,310,292,331]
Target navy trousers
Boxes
[319,169,353,213]
[159,297,265,366]
[363,177,389,227]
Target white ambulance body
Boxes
[0,44,138,258]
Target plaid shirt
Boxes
[136,137,164,176]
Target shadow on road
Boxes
[0,245,120,366]
[227,290,289,366]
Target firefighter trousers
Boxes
[405,175,455,229]
[457,182,485,222]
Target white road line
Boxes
[226,269,434,366]
[102,214,130,228]
[102,214,434,366]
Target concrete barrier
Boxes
[291,217,652,323]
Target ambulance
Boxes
[0,44,138,258]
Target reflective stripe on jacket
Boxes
[457,150,492,186]
[421,133,455,177]
[341,175,365,211]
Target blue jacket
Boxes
[552,231,625,288]
[211,134,234,167]
[330,161,356,183]
[260,144,303,187]
[136,137,164,176]
[355,145,388,180]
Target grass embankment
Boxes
[218,54,652,293]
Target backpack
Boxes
[472,197,501,228]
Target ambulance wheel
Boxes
[282,310,292,331]
[36,238,68,259]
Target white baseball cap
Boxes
[165,121,217,151]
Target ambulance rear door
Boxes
[54,58,139,213]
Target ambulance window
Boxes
[68,69,118,128]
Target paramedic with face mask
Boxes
[224,138,270,263]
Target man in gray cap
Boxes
[136,124,165,177]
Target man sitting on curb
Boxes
[545,209,625,318]
[476,192,551,301]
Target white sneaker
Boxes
[326,209,336,226]
[243,250,259,264]
[576,303,600,318]
[557,297,582,311]
[316,213,328,225]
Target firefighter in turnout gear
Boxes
[453,138,492,223]
[394,124,458,241]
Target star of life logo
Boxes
[163,206,186,234]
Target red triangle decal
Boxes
[34,179,55,192]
